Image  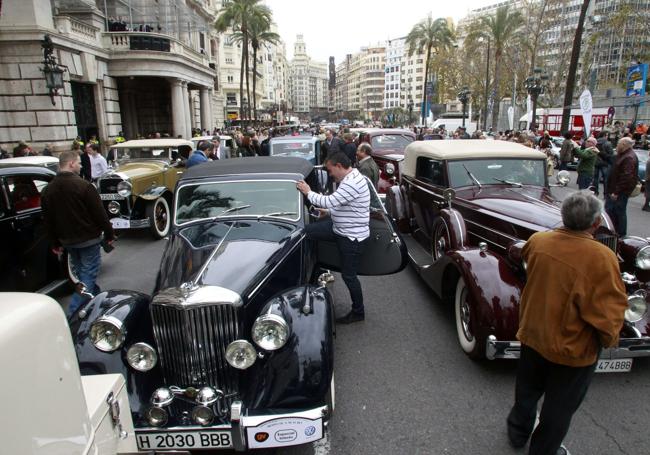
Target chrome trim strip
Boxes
[153,285,243,309]
[247,234,304,300]
[469,232,507,251]
[136,424,232,433]
[451,210,464,246]
[241,406,327,428]
[464,219,520,243]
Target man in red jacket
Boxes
[42,151,115,317]
[606,137,638,236]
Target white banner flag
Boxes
[507,106,514,130]
[526,95,532,130]
[579,89,593,137]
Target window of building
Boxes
[227,75,234,83]
[225,57,233,64]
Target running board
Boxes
[402,233,434,271]
[37,279,69,295]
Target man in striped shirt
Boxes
[297,151,370,324]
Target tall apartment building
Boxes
[0,0,219,151]
[261,24,289,123]
[288,35,328,120]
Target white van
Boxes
[431,117,477,135]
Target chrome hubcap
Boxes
[460,291,473,342]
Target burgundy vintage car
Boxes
[387,140,650,372]
[355,129,416,196]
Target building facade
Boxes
[288,35,328,121]
[0,0,223,153]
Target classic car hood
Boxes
[155,219,299,297]
[108,161,168,179]
[458,186,563,230]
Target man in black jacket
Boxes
[321,128,343,162]
[594,131,614,196]
[342,132,357,166]
[42,151,115,317]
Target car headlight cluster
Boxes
[635,246,650,270]
[385,163,395,176]
[117,180,132,197]
[225,313,290,370]
[625,293,648,323]
[90,316,125,352]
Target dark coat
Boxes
[321,137,344,161]
[607,148,639,196]
[596,137,614,167]
[342,141,357,166]
[80,151,92,181]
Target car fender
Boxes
[69,290,161,417]
[439,207,468,251]
[137,185,171,201]
[445,249,523,342]
[242,285,334,410]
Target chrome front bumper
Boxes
[486,335,650,360]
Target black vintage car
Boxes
[71,157,406,452]
[0,166,73,293]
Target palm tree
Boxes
[560,0,591,133]
[248,19,279,123]
[466,6,523,131]
[406,16,454,126]
[215,0,271,125]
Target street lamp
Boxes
[40,34,66,106]
[407,98,414,127]
[457,87,471,128]
[524,68,549,132]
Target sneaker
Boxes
[556,444,571,455]
[335,311,365,324]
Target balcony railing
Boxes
[102,32,209,67]
[53,16,100,45]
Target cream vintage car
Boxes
[2,293,137,454]
[102,139,194,238]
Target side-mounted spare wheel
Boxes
[431,217,451,261]
[454,276,485,359]
[146,196,170,239]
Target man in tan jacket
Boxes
[507,191,627,455]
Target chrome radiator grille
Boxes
[151,303,240,395]
[98,177,122,193]
[595,233,617,253]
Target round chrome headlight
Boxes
[252,314,290,351]
[89,316,125,352]
[635,246,650,270]
[225,340,257,369]
[126,342,158,371]
[117,180,132,197]
[192,406,214,426]
[108,200,121,215]
[145,406,168,427]
[556,170,570,185]
[385,163,395,175]
[625,293,647,323]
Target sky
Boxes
[263,0,491,63]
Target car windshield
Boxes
[447,159,546,188]
[175,180,300,225]
[110,147,171,161]
[370,134,413,151]
[270,141,315,159]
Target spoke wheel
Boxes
[431,218,451,261]
[454,277,483,359]
[147,197,170,239]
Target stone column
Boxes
[171,79,185,138]
[200,87,210,132]
[181,81,191,138]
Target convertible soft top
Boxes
[181,156,314,180]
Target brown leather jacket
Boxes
[607,148,638,196]
[517,229,627,367]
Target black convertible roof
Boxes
[180,157,314,180]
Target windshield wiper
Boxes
[493,177,522,187]
[263,211,297,217]
[218,204,251,216]
[462,164,482,189]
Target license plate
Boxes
[596,358,633,373]
[110,218,130,229]
[136,430,232,450]
[100,193,124,200]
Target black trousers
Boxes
[507,345,597,455]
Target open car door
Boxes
[316,179,407,275]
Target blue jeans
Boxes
[304,219,366,315]
[605,194,629,236]
[576,173,593,190]
[593,166,610,195]
[67,243,101,316]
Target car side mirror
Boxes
[443,188,456,209]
